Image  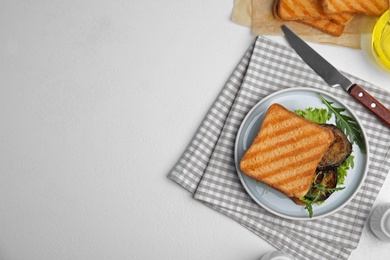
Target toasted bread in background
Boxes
[298,19,346,37]
[277,0,354,25]
[273,0,347,36]
[321,0,389,16]
[240,104,334,199]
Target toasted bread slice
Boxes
[240,104,334,199]
[298,19,345,37]
[273,0,346,36]
[321,0,389,16]
[277,0,354,25]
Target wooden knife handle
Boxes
[349,84,390,129]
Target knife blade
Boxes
[281,25,390,129]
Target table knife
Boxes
[281,25,390,129]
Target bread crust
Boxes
[240,104,334,199]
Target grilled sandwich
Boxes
[273,0,347,36]
[321,0,389,16]
[240,104,334,199]
[277,0,355,25]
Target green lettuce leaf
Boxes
[294,107,331,124]
[337,155,354,185]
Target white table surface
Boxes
[1,1,390,259]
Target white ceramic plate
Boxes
[234,87,369,220]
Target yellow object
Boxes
[372,10,390,71]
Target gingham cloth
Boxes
[168,36,390,260]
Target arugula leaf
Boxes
[320,95,366,154]
[301,184,345,218]
[294,107,331,124]
[299,197,314,218]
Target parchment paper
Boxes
[232,0,377,49]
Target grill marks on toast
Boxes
[268,168,314,188]
[280,0,312,18]
[249,141,329,176]
[240,104,334,199]
[322,0,389,16]
[323,0,355,13]
[244,117,325,163]
[278,0,354,25]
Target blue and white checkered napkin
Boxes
[168,36,390,260]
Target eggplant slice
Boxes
[311,168,338,201]
[318,124,352,169]
[292,168,338,205]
